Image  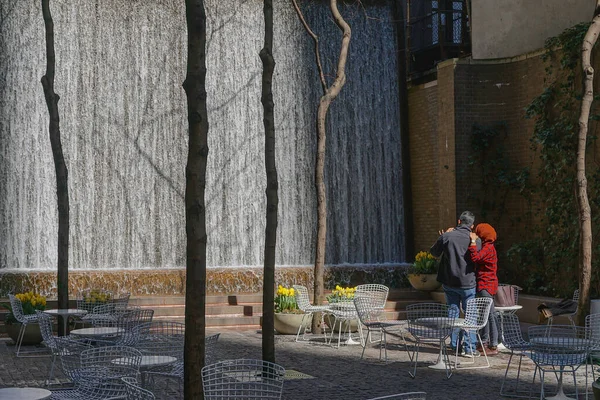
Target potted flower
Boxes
[1,291,46,345]
[407,251,442,291]
[324,285,359,333]
[273,285,305,335]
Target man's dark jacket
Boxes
[430,225,476,289]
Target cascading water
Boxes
[0,0,405,270]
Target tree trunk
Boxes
[260,0,277,364]
[40,0,69,333]
[183,1,209,398]
[291,0,351,334]
[575,1,600,326]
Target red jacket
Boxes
[468,242,498,295]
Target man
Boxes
[430,210,478,356]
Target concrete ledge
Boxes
[430,290,576,325]
[0,264,411,298]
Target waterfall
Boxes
[0,0,405,270]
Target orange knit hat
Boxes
[475,223,497,243]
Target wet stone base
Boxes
[0,264,410,297]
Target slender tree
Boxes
[291,0,351,333]
[575,1,600,326]
[183,0,209,397]
[40,0,69,333]
[260,0,278,364]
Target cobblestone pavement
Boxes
[0,328,594,400]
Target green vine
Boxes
[508,22,600,297]
[468,22,600,297]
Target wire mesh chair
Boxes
[134,321,185,358]
[201,359,285,400]
[406,302,454,379]
[365,392,427,400]
[499,313,533,398]
[528,324,591,400]
[146,332,221,393]
[87,307,153,347]
[453,297,493,370]
[54,336,94,384]
[8,294,47,357]
[326,298,364,348]
[356,284,391,344]
[50,345,142,399]
[547,289,579,328]
[585,313,600,392]
[354,293,407,362]
[292,285,330,342]
[122,377,155,400]
[36,311,63,385]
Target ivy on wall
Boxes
[470,22,600,297]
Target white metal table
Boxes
[70,326,123,338]
[529,336,592,400]
[0,387,51,400]
[113,355,177,386]
[43,309,88,336]
[413,317,465,370]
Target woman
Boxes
[468,223,499,356]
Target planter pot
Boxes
[273,312,308,335]
[5,322,43,346]
[323,313,359,333]
[407,273,442,291]
[593,381,600,400]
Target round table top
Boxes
[70,327,123,337]
[0,387,51,400]
[43,309,88,316]
[113,355,177,368]
[496,305,523,312]
[414,317,465,328]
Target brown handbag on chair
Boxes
[494,285,520,307]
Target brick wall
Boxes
[407,50,593,278]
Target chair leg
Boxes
[361,329,370,360]
[295,313,311,342]
[408,341,420,379]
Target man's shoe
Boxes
[463,350,480,358]
[485,346,499,356]
[450,347,466,356]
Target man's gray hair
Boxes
[459,210,475,227]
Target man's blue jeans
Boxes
[443,285,477,352]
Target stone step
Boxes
[0,288,436,330]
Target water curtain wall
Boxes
[0,0,405,271]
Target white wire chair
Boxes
[354,293,407,362]
[122,377,155,400]
[145,332,221,392]
[8,294,47,357]
[36,311,64,385]
[406,302,454,379]
[499,313,533,398]
[54,336,94,384]
[585,313,600,393]
[201,359,285,400]
[547,289,579,328]
[134,321,185,358]
[50,345,143,399]
[356,284,390,344]
[528,324,591,400]
[365,392,427,400]
[453,297,493,370]
[326,298,364,348]
[292,285,330,342]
